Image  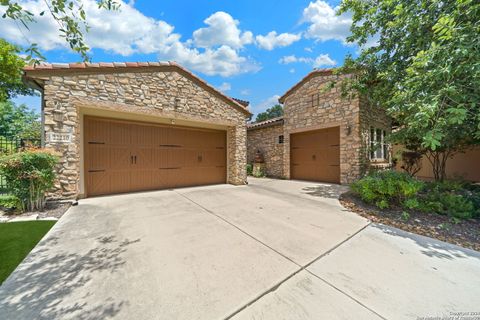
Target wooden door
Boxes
[84,117,226,197]
[290,127,340,183]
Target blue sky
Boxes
[2,0,357,117]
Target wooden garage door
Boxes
[290,127,340,183]
[84,117,226,197]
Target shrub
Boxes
[418,180,479,219]
[246,163,253,176]
[0,149,58,212]
[351,170,424,209]
[0,194,21,212]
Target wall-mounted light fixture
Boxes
[171,119,176,125]
[345,124,352,136]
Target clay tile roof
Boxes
[247,116,284,130]
[279,68,335,104]
[22,61,251,116]
[232,98,250,107]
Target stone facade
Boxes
[247,120,284,177]
[23,63,250,199]
[246,70,391,184]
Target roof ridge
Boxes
[278,68,336,103]
[23,61,251,116]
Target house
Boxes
[23,62,251,199]
[247,69,391,184]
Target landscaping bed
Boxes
[0,220,56,284]
[343,170,480,252]
[340,192,480,252]
[0,200,71,223]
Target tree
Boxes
[0,39,34,100]
[1,0,120,62]
[255,104,284,123]
[338,0,480,181]
[0,100,41,140]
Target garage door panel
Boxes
[108,122,131,146]
[290,127,340,183]
[85,117,226,197]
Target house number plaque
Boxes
[46,132,73,143]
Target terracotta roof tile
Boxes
[247,117,284,130]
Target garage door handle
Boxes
[88,141,105,145]
[88,169,105,173]
[159,144,182,148]
[312,155,316,160]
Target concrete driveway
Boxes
[1,178,479,320]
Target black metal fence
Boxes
[0,137,41,194]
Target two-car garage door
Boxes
[84,117,226,197]
[290,126,340,184]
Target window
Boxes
[278,135,284,144]
[370,127,388,160]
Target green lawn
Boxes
[0,221,56,284]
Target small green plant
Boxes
[403,198,420,210]
[0,149,58,212]
[0,195,21,212]
[246,163,253,176]
[253,166,266,178]
[401,211,410,222]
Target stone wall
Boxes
[282,73,363,184]
[247,124,284,177]
[35,68,248,198]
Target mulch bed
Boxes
[0,201,72,222]
[340,191,480,252]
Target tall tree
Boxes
[1,0,120,62]
[0,39,33,100]
[255,104,283,123]
[0,100,41,140]
[338,0,480,180]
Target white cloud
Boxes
[252,94,281,115]
[302,0,352,43]
[240,89,250,96]
[289,68,296,73]
[312,54,336,67]
[193,11,253,49]
[279,53,336,68]
[0,1,259,77]
[255,31,301,50]
[217,82,231,92]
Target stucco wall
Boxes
[394,145,480,182]
[247,124,284,177]
[38,69,248,199]
[282,73,363,184]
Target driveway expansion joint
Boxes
[175,190,386,320]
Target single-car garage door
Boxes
[84,116,226,197]
[290,126,340,183]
